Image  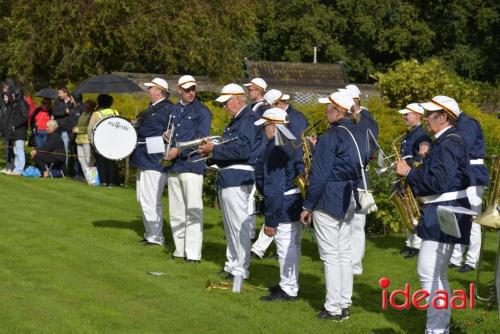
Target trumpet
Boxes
[205,279,267,292]
[176,136,239,162]
[160,115,175,167]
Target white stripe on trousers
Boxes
[136,169,167,245]
[313,210,353,315]
[167,172,204,260]
[450,186,484,268]
[275,222,302,297]
[350,213,366,275]
[418,240,454,334]
[219,185,253,278]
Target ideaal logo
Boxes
[107,121,130,131]
[379,277,475,310]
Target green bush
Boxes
[374,58,480,108]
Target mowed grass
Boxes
[0,174,498,334]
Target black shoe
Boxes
[316,309,342,321]
[250,251,263,260]
[185,259,200,264]
[400,246,410,254]
[260,287,297,302]
[268,284,280,293]
[404,248,419,259]
[448,263,460,269]
[171,255,185,260]
[341,308,350,320]
[458,264,475,273]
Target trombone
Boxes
[176,136,239,162]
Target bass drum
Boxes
[91,116,137,160]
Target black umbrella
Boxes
[72,74,143,94]
[35,88,58,99]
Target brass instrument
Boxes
[205,279,267,292]
[475,156,500,308]
[161,115,175,167]
[175,136,239,162]
[295,120,321,199]
[387,133,421,233]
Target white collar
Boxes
[434,126,452,139]
[152,98,166,106]
[233,105,247,119]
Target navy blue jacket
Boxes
[354,108,379,189]
[303,118,361,220]
[166,99,212,175]
[211,106,263,189]
[130,99,174,172]
[255,139,302,227]
[455,113,489,186]
[407,127,472,245]
[401,124,431,166]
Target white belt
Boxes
[470,159,484,165]
[219,164,255,172]
[284,187,301,196]
[419,190,468,204]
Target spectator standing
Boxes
[74,100,96,184]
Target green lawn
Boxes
[0,174,498,333]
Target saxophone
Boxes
[388,133,421,233]
[295,121,320,199]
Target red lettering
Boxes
[432,290,449,309]
[451,290,467,309]
[469,283,475,309]
[389,283,410,310]
[412,289,430,310]
[382,290,388,310]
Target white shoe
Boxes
[0,168,9,174]
[8,170,22,176]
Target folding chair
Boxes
[45,163,65,179]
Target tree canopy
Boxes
[0,0,498,89]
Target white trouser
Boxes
[350,213,366,275]
[219,185,253,278]
[167,172,204,260]
[251,226,274,258]
[136,169,168,245]
[418,240,454,334]
[406,232,422,249]
[450,186,484,268]
[275,221,302,297]
[13,139,25,173]
[77,144,93,184]
[314,210,353,315]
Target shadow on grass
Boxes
[369,234,406,253]
[92,219,144,238]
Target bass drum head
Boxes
[92,116,137,160]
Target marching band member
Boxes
[300,92,361,321]
[254,108,303,301]
[243,78,268,116]
[445,96,489,273]
[397,103,431,258]
[395,96,472,334]
[130,78,174,246]
[164,75,212,262]
[198,83,263,280]
[251,89,308,260]
[343,84,379,276]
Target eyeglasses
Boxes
[424,110,444,120]
[182,87,196,93]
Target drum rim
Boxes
[92,115,138,161]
